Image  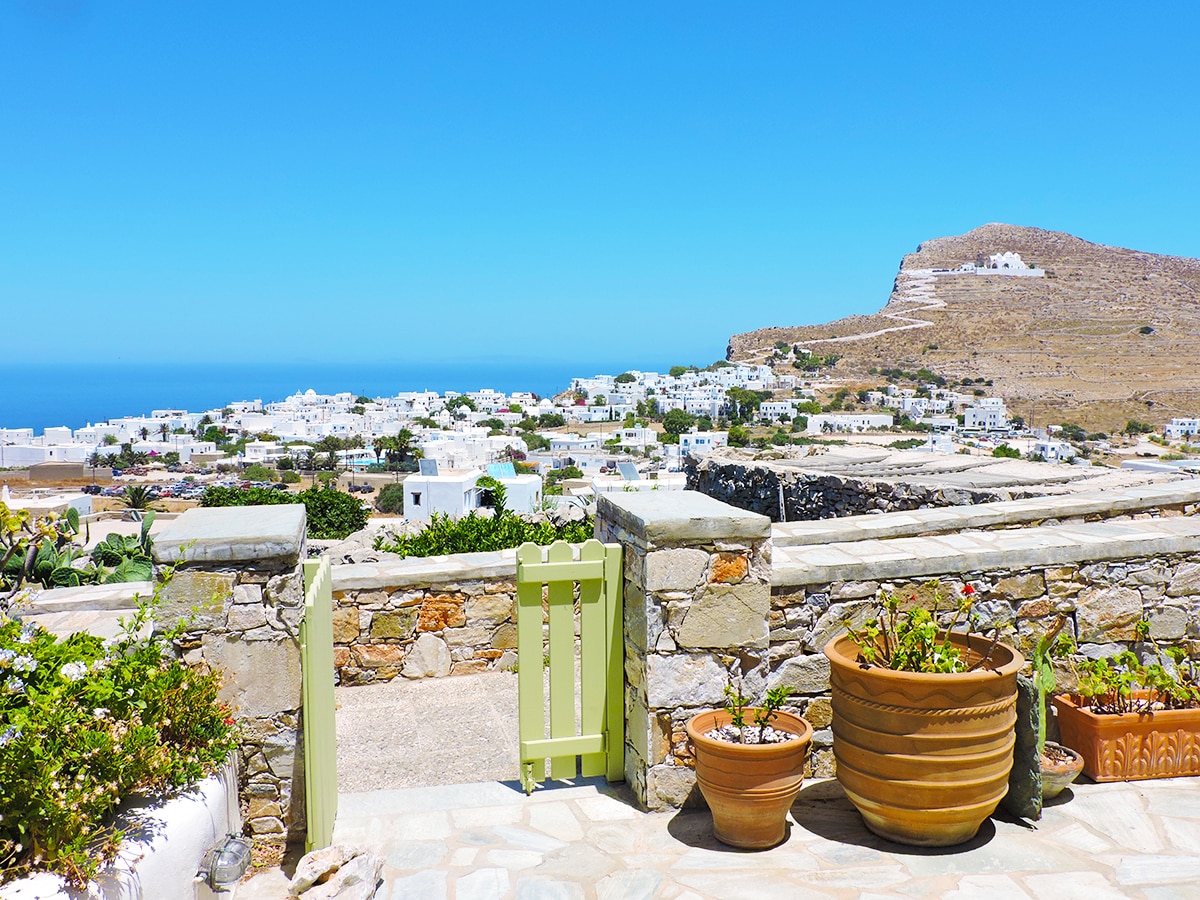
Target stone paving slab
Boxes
[314,775,1200,899]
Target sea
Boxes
[1,359,667,433]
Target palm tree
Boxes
[160,423,169,442]
[372,437,386,464]
[139,427,149,441]
[118,485,160,511]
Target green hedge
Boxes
[375,511,592,558]
[199,485,368,539]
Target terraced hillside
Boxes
[727,224,1200,432]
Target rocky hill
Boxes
[727,224,1200,432]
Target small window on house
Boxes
[412,492,422,507]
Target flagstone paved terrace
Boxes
[319,774,1200,899]
[234,772,1200,897]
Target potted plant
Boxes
[685,683,812,849]
[823,582,1024,847]
[1030,616,1083,799]
[1053,620,1200,782]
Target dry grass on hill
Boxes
[728,224,1200,433]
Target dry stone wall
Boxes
[687,458,1006,521]
[769,557,1200,778]
[152,505,309,856]
[594,491,773,811]
[329,553,521,684]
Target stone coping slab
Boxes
[598,490,770,545]
[19,580,155,613]
[774,515,1200,586]
[775,480,1200,547]
[152,504,306,564]
[332,549,518,591]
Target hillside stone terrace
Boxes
[16,474,1200,886]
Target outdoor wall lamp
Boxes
[198,834,253,891]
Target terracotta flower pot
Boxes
[1053,693,1200,781]
[685,709,813,849]
[1040,740,1084,799]
[824,632,1024,847]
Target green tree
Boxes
[727,424,750,447]
[243,463,274,481]
[614,372,636,383]
[118,485,160,511]
[725,387,769,423]
[662,408,696,435]
[375,482,405,514]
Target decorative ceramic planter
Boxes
[685,709,813,849]
[1053,693,1200,782]
[1040,740,1084,799]
[824,632,1024,847]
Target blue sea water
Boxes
[1,359,657,433]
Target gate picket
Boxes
[516,539,623,793]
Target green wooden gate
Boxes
[516,539,624,793]
[301,557,338,851]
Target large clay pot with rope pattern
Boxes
[824,632,1024,847]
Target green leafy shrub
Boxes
[200,486,368,539]
[0,593,238,886]
[280,470,301,484]
[991,444,1021,458]
[242,463,274,482]
[1072,620,1200,714]
[375,483,405,514]
[376,511,592,558]
[842,582,1003,674]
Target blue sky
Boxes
[3,3,1198,369]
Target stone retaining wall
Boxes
[329,553,521,684]
[595,490,1200,811]
[594,491,773,810]
[153,505,308,857]
[768,556,1200,779]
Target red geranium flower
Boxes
[961,584,976,596]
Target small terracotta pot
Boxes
[1040,741,1084,799]
[1053,693,1200,781]
[685,709,813,849]
[824,632,1023,847]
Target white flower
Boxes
[0,725,21,747]
[60,662,88,681]
[12,655,36,673]
[93,708,110,720]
